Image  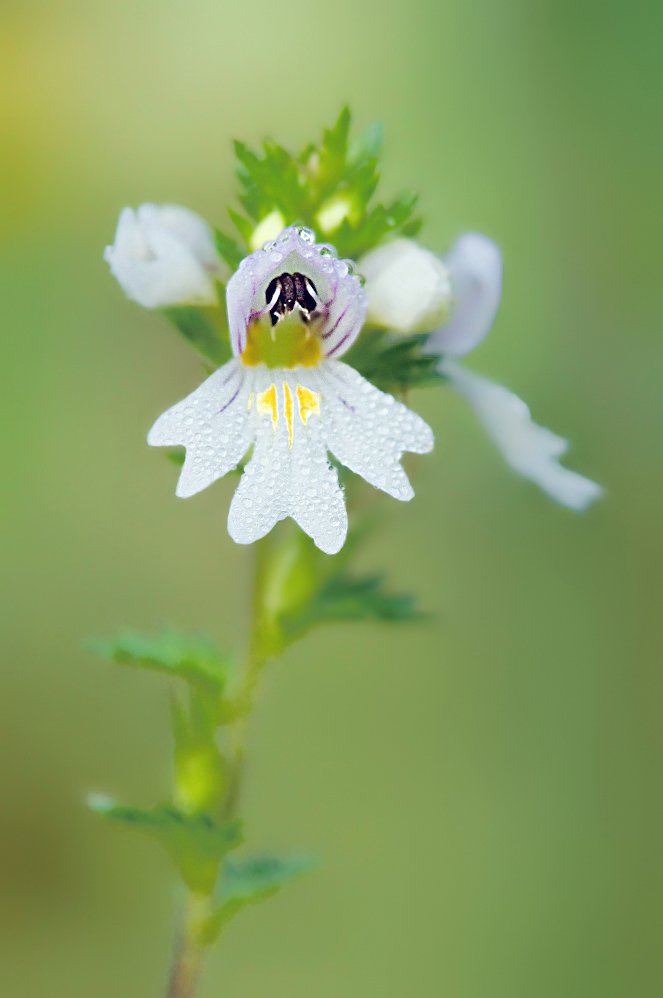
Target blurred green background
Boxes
[1,0,661,994]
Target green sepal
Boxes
[201,854,317,943]
[161,306,231,367]
[89,628,229,693]
[214,229,244,272]
[343,329,444,394]
[88,796,242,893]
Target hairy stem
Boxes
[166,892,214,998]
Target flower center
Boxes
[266,272,320,326]
[241,273,324,369]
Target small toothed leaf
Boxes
[201,854,317,942]
[89,628,229,692]
[344,329,444,393]
[88,796,242,892]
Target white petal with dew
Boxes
[228,377,347,554]
[147,359,254,497]
[428,233,502,357]
[359,238,452,334]
[443,360,604,511]
[316,360,434,500]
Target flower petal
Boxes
[428,233,502,357]
[316,361,434,500]
[226,226,365,358]
[227,378,347,554]
[147,359,254,497]
[443,359,604,511]
[358,238,452,334]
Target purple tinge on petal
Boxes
[428,233,503,358]
[226,226,366,358]
[320,262,367,358]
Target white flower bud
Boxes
[359,238,452,334]
[104,204,223,308]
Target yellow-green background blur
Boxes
[1,0,661,994]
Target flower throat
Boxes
[241,271,323,369]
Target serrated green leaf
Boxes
[89,628,229,692]
[343,329,444,393]
[201,854,317,942]
[161,306,231,367]
[249,522,426,659]
[281,571,424,643]
[315,106,351,198]
[88,796,242,892]
[214,229,244,271]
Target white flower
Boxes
[359,238,452,333]
[104,204,224,308]
[147,227,434,554]
[361,231,603,510]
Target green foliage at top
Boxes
[88,795,242,893]
[343,329,445,394]
[216,107,422,265]
[90,628,229,693]
[201,854,317,942]
[252,523,426,660]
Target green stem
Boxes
[165,892,214,998]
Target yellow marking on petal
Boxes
[247,392,254,410]
[296,385,321,424]
[283,382,294,447]
[256,384,278,427]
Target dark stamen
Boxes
[265,272,320,326]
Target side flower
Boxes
[359,235,603,511]
[104,203,224,308]
[146,226,434,554]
